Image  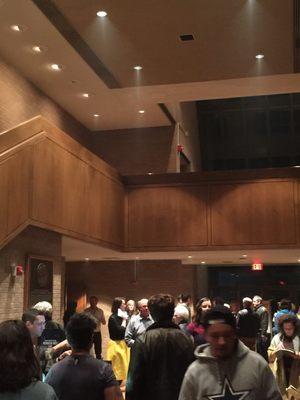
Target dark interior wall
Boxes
[66,259,196,354]
[0,55,92,149]
[91,126,176,175]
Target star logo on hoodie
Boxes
[207,377,250,399]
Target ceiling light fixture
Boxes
[83,93,89,98]
[84,257,90,261]
[139,110,145,114]
[11,24,25,32]
[298,259,300,262]
[50,63,63,71]
[255,54,264,59]
[97,10,107,17]
[32,45,45,53]
[148,172,153,175]
[201,261,206,264]
[93,114,100,117]
[134,65,143,71]
[188,255,192,259]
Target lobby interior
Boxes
[0,0,300,353]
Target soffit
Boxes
[62,236,300,265]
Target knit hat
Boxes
[203,305,236,330]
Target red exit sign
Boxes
[252,263,263,271]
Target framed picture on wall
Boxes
[24,255,53,309]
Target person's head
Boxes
[252,295,262,308]
[0,320,38,392]
[278,298,292,311]
[173,304,189,325]
[66,313,97,352]
[279,315,298,339]
[148,294,175,322]
[213,297,225,307]
[242,297,253,309]
[126,299,136,315]
[89,296,98,308]
[198,297,212,313]
[181,294,192,306]
[193,297,212,325]
[22,309,45,339]
[137,299,149,318]
[203,306,237,360]
[33,301,52,322]
[111,297,126,314]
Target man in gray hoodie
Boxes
[179,306,281,400]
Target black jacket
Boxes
[254,304,269,335]
[108,314,125,340]
[236,307,260,338]
[126,320,194,400]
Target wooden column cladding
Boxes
[0,116,124,250]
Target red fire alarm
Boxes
[16,265,23,275]
[251,262,263,271]
[177,144,184,153]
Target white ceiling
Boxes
[0,0,299,131]
[62,236,300,265]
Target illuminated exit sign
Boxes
[252,262,263,271]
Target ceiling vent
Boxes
[179,34,195,42]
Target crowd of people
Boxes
[0,293,299,399]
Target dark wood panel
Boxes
[0,160,8,242]
[211,181,296,245]
[7,147,31,233]
[31,137,124,247]
[127,186,208,248]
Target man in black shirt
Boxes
[46,313,122,400]
[126,294,194,400]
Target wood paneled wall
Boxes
[0,117,124,250]
[126,179,299,250]
[1,116,300,253]
[0,146,31,245]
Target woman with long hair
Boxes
[268,315,300,395]
[187,297,212,347]
[106,298,130,385]
[0,320,57,399]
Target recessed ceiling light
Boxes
[11,24,26,32]
[298,259,300,262]
[83,93,89,98]
[242,254,247,258]
[134,65,143,71]
[93,114,100,117]
[97,10,107,17]
[84,257,90,261]
[255,54,264,59]
[32,45,45,53]
[148,172,153,175]
[293,165,300,168]
[201,261,206,264]
[139,110,145,114]
[50,63,63,71]
[188,255,192,259]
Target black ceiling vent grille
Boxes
[179,34,195,42]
